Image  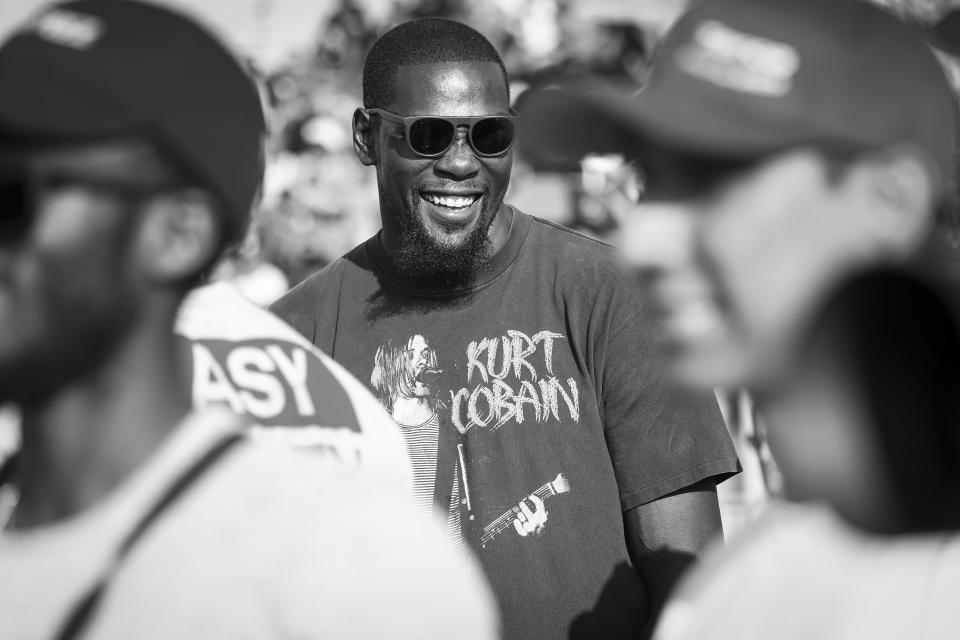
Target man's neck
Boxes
[12,325,191,530]
[486,203,513,255]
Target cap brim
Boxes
[0,56,140,143]
[524,78,804,161]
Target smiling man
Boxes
[271,18,740,640]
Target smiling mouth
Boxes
[420,192,481,210]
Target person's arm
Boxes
[624,478,723,635]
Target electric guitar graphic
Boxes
[480,473,571,548]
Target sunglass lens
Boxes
[471,118,515,156]
[409,118,455,156]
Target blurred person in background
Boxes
[271,17,739,640]
[258,149,380,289]
[532,0,960,636]
[0,2,497,638]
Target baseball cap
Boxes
[0,0,266,241]
[527,0,958,196]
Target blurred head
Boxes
[529,0,957,390]
[259,151,379,287]
[0,1,264,404]
[758,270,960,534]
[0,138,222,405]
[625,143,939,390]
[354,18,514,280]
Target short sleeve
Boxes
[600,287,740,511]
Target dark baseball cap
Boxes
[527,0,958,196]
[0,0,266,241]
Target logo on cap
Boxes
[31,9,104,50]
[676,20,799,97]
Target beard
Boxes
[392,194,498,283]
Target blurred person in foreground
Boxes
[0,2,497,638]
[271,17,740,640]
[530,0,960,636]
[650,269,960,640]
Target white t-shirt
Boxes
[176,281,412,487]
[0,407,499,639]
[654,502,960,640]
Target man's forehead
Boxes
[391,61,509,115]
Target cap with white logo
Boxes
[0,0,265,243]
[526,0,958,198]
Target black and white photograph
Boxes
[0,0,959,638]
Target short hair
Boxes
[362,18,509,109]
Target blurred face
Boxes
[623,148,871,390]
[371,61,513,279]
[0,141,158,405]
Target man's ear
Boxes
[850,146,937,257]
[134,189,221,284]
[353,107,376,166]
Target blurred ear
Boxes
[133,189,220,284]
[849,147,937,256]
[353,108,376,166]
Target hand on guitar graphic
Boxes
[512,495,548,537]
[481,473,570,548]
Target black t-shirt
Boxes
[271,208,740,640]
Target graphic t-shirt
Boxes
[272,208,740,640]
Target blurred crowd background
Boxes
[0,0,956,298]
[1,0,959,532]
[89,0,956,311]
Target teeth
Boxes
[423,193,477,209]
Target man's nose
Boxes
[620,201,697,273]
[434,126,480,179]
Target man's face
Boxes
[404,334,438,399]
[623,147,872,390]
[0,142,149,405]
[406,334,431,379]
[369,61,513,278]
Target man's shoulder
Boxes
[520,211,627,277]
[524,211,617,254]
[269,240,374,325]
[514,209,641,312]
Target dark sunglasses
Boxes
[367,108,517,158]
